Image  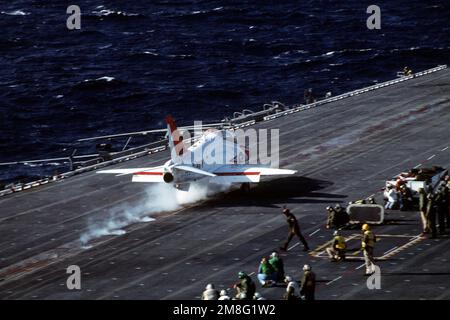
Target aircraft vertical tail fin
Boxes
[165,115,186,162]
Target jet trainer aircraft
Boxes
[98,116,296,191]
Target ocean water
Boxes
[0,1,449,182]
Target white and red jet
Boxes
[98,116,296,191]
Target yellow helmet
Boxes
[362,223,370,231]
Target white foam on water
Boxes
[1,10,30,16]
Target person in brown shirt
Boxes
[300,264,316,301]
[280,205,309,252]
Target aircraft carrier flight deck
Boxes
[0,67,449,300]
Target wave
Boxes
[72,76,124,91]
[191,6,224,15]
[329,63,344,66]
[167,53,195,60]
[171,6,231,19]
[318,48,375,58]
[92,9,141,17]
[143,51,159,56]
[84,7,145,21]
[123,50,161,61]
[92,76,115,82]
[389,47,422,53]
[1,10,29,16]
[184,6,225,17]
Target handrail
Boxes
[1,65,447,197]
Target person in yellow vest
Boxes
[403,66,413,76]
[361,224,377,276]
[326,230,346,261]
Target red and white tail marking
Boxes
[165,115,186,158]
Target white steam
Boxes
[80,182,230,247]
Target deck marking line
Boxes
[326,276,342,285]
[308,229,321,237]
[355,263,365,270]
[383,246,398,255]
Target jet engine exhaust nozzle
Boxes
[163,172,174,183]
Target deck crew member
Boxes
[269,251,285,283]
[327,204,349,229]
[446,176,450,228]
[334,203,349,228]
[367,197,376,204]
[283,275,300,300]
[403,67,413,76]
[202,284,219,300]
[361,224,376,276]
[326,206,336,229]
[436,183,449,234]
[426,192,437,238]
[233,271,255,300]
[253,292,266,300]
[300,265,316,301]
[280,206,309,252]
[399,185,413,211]
[218,290,231,300]
[326,230,346,261]
[384,185,398,209]
[418,188,429,233]
[257,257,276,287]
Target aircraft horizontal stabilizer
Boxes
[175,165,217,177]
[211,165,296,183]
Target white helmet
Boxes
[254,292,262,299]
[220,290,227,296]
[303,264,311,271]
[285,275,292,282]
[206,284,214,290]
[270,251,278,258]
[333,230,339,236]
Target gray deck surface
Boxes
[0,69,449,300]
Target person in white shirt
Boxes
[283,275,300,300]
[384,185,398,209]
[202,284,219,300]
[253,292,266,300]
[218,289,231,300]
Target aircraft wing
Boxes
[97,166,166,183]
[97,166,165,176]
[212,165,297,183]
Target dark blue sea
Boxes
[0,1,449,183]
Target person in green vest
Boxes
[268,251,285,283]
[257,257,276,287]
